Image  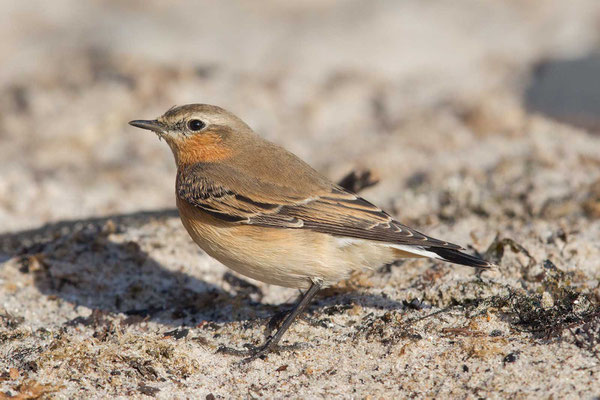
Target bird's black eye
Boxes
[187,119,205,131]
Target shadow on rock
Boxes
[525,53,600,133]
[0,209,406,328]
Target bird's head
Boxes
[129,104,254,165]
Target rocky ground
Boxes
[1,1,600,398]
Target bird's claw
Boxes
[216,342,311,363]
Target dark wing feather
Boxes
[248,188,463,249]
[177,166,463,250]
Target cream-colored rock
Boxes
[1,1,600,398]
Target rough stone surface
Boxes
[1,1,600,398]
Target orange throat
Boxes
[171,133,232,165]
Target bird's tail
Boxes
[391,245,493,268]
[424,247,493,268]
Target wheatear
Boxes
[130,104,492,362]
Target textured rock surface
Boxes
[1,1,600,398]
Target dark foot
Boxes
[216,282,322,364]
[217,341,310,363]
[216,343,258,357]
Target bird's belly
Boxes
[177,200,397,289]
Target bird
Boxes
[129,104,492,362]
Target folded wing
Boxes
[177,163,469,252]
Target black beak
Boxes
[128,120,165,134]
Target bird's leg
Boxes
[218,281,322,363]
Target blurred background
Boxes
[2,0,600,233]
[2,3,600,397]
